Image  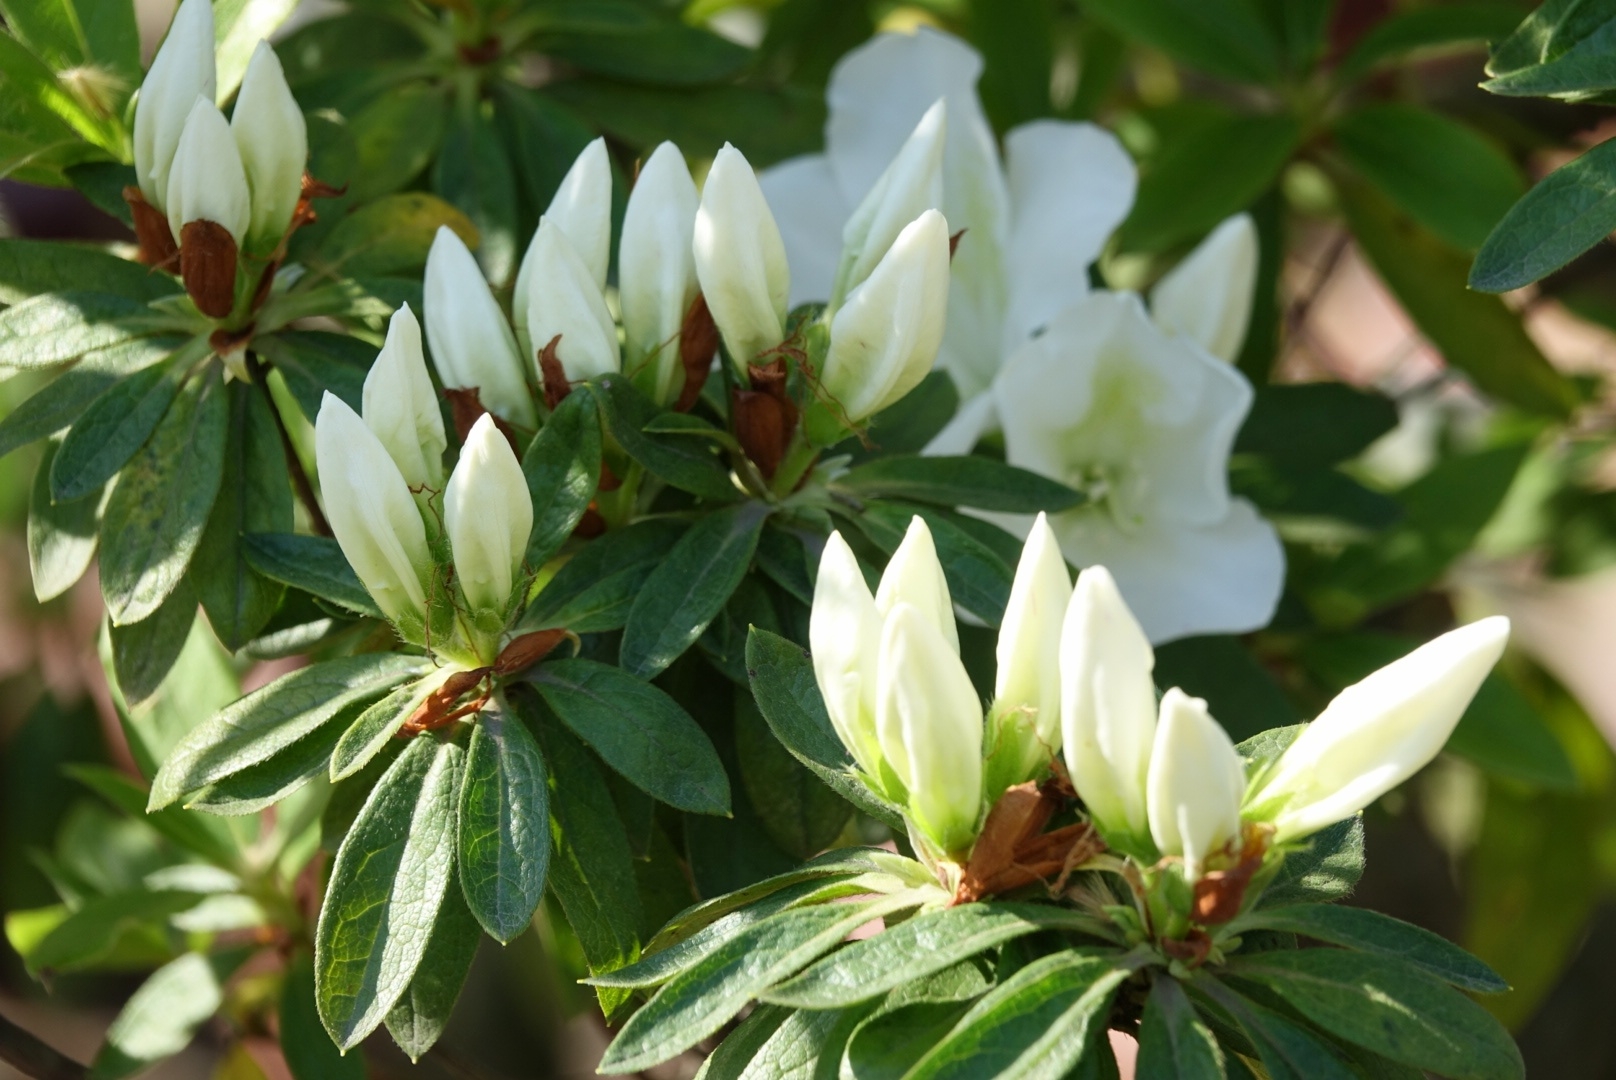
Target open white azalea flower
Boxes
[762,27,1280,643]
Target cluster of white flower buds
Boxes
[811,513,1510,888]
[421,125,951,462]
[315,306,532,667]
[129,0,308,318]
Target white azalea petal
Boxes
[1151,214,1259,362]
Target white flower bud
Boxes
[230,42,307,252]
[315,392,432,625]
[989,513,1070,774]
[877,602,984,856]
[1150,214,1259,363]
[361,304,446,496]
[515,137,612,338]
[1060,566,1158,847]
[834,99,946,305]
[820,209,950,423]
[1254,617,1510,842]
[524,218,621,387]
[165,97,251,247]
[424,226,536,430]
[693,143,790,369]
[132,0,215,210]
[874,515,957,654]
[620,142,700,405]
[809,531,886,778]
[444,414,533,617]
[1147,689,1245,881]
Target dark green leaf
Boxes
[89,951,227,1078]
[344,83,447,201]
[0,292,157,369]
[242,532,381,617]
[1194,976,1355,1080]
[754,524,815,606]
[1238,905,1507,993]
[734,693,851,859]
[316,735,464,1051]
[99,368,230,625]
[967,0,1054,129]
[853,501,1013,624]
[149,653,427,809]
[184,705,353,816]
[519,517,687,633]
[1335,104,1522,250]
[1338,3,1525,83]
[329,678,431,781]
[1230,949,1524,1079]
[492,84,596,223]
[281,951,363,1080]
[434,103,519,286]
[541,18,750,86]
[256,329,369,415]
[314,192,472,278]
[854,369,960,459]
[906,951,1129,1080]
[1081,0,1282,83]
[1153,636,1299,743]
[594,373,738,501]
[459,704,550,943]
[28,438,98,603]
[0,240,176,305]
[1472,136,1616,292]
[1483,0,1616,98]
[522,386,601,568]
[1121,112,1299,251]
[694,1004,793,1080]
[744,627,904,829]
[845,1000,979,1080]
[599,897,910,1074]
[1256,817,1364,908]
[1136,976,1224,1080]
[836,455,1084,514]
[51,357,185,503]
[109,579,196,706]
[620,501,769,678]
[530,658,729,814]
[384,882,482,1062]
[0,337,180,464]
[683,797,797,900]
[189,381,292,650]
[1235,383,1397,470]
[765,903,1110,1009]
[1342,180,1578,416]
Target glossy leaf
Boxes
[1472,136,1616,292]
[243,532,381,617]
[281,951,363,1080]
[315,191,474,278]
[734,693,851,859]
[593,373,739,501]
[0,292,157,370]
[1237,905,1507,993]
[1136,976,1224,1080]
[519,517,688,633]
[853,501,1013,624]
[459,704,551,943]
[109,580,197,706]
[0,339,176,463]
[384,882,482,1062]
[0,239,177,304]
[434,102,519,286]
[1338,4,1525,83]
[329,677,435,782]
[522,386,601,568]
[28,438,99,603]
[51,359,184,503]
[836,455,1084,514]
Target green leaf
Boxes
[1121,112,1299,252]
[343,83,448,201]
[492,84,597,223]
[214,0,302,100]
[0,292,158,369]
[1337,3,1525,83]
[316,734,463,1051]
[1235,383,1397,470]
[754,524,815,606]
[458,704,551,943]
[189,381,292,650]
[853,501,1013,624]
[521,386,601,568]
[1472,136,1616,292]
[384,881,482,1062]
[51,355,186,502]
[1136,976,1224,1080]
[1335,104,1522,251]
[22,891,199,976]
[109,579,197,706]
[0,240,176,305]
[1256,817,1364,908]
[28,438,99,603]
[1340,179,1578,416]
[540,16,751,86]
[744,627,905,829]
[836,455,1084,514]
[734,693,851,859]
[521,699,642,1016]
[1483,0,1616,98]
[599,896,914,1074]
[66,162,138,226]
[694,1004,793,1080]
[329,677,435,781]
[255,329,369,415]
[906,951,1129,1080]
[242,532,380,617]
[89,951,228,1078]
[854,369,961,460]
[1153,636,1299,744]
[530,658,730,814]
[620,501,769,678]
[593,373,738,502]
[149,653,427,809]
[1080,0,1282,83]
[1194,977,1355,1080]
[1229,949,1524,1079]
[434,102,519,287]
[65,762,236,868]
[314,191,474,278]
[99,367,230,625]
[1237,905,1507,993]
[519,517,687,633]
[765,903,1109,1009]
[281,951,363,1080]
[0,337,180,464]
[844,1000,979,1080]
[967,0,1055,130]
[183,703,354,816]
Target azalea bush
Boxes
[3,0,1616,1077]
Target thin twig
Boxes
[0,1009,88,1080]
[245,349,331,536]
